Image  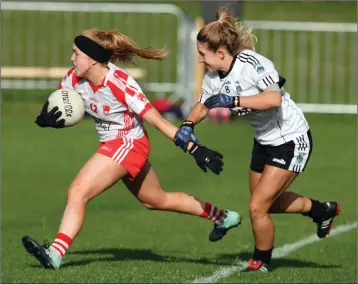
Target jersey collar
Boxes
[87,63,116,93]
[218,55,238,79]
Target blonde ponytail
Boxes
[197,7,257,54]
[82,29,168,64]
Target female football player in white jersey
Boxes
[174,8,340,272]
[21,29,243,269]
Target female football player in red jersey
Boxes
[174,8,340,272]
[22,29,242,269]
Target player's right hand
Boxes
[174,120,199,152]
[35,100,65,128]
[189,143,224,175]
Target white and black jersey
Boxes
[199,49,310,146]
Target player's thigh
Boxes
[249,138,267,194]
[70,135,150,202]
[249,137,269,194]
[250,166,298,214]
[69,153,128,202]
[280,173,298,193]
[268,173,299,213]
[123,161,166,205]
[249,170,262,195]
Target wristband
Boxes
[233,96,240,107]
[182,120,195,129]
[189,142,200,155]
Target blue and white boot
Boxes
[22,236,62,269]
[209,210,242,242]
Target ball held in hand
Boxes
[47,88,85,127]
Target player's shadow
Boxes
[29,248,342,270]
[61,247,234,268]
[217,251,341,271]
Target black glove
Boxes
[189,143,224,175]
[35,101,65,128]
[173,120,200,152]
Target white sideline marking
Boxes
[191,222,357,283]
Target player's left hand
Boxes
[174,120,199,152]
[204,94,240,109]
[189,143,224,175]
[35,100,65,128]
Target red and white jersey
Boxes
[59,63,152,142]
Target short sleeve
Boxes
[107,72,152,117]
[58,68,80,90]
[125,87,153,117]
[239,52,280,91]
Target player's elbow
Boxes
[269,92,282,108]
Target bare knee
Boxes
[67,184,91,206]
[249,199,267,220]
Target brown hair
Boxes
[82,29,168,64]
[197,7,256,55]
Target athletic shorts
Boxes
[97,135,150,180]
[250,130,313,173]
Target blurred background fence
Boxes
[2,1,357,114]
[241,20,357,114]
[2,1,195,101]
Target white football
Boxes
[48,88,85,127]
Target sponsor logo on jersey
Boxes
[89,97,99,103]
[296,153,305,164]
[95,118,111,131]
[254,63,265,73]
[272,158,286,165]
[235,80,243,94]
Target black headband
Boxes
[74,35,113,63]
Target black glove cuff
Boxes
[234,96,240,107]
[182,120,195,129]
[189,142,200,155]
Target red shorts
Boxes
[97,135,150,180]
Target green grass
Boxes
[1,100,356,283]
